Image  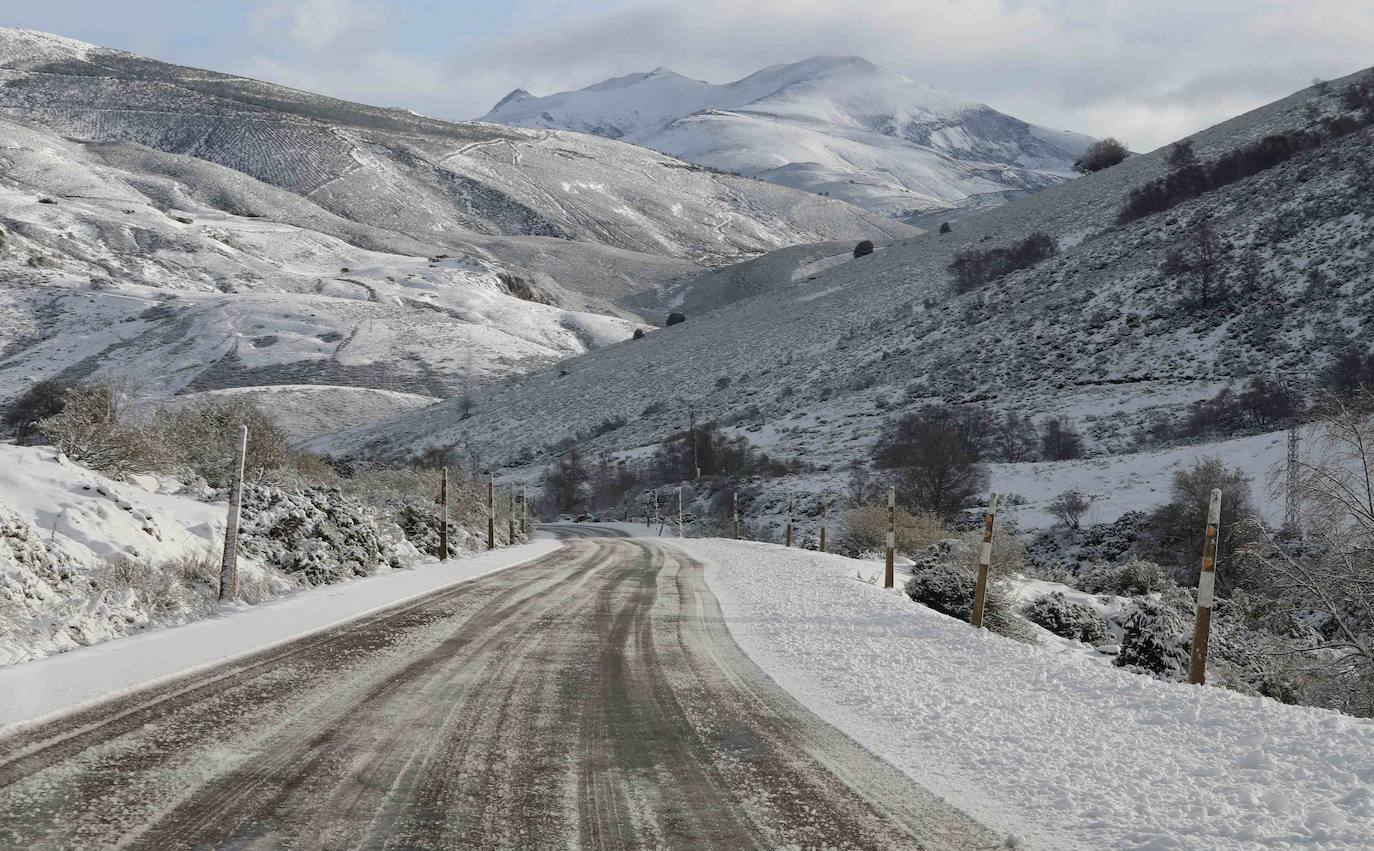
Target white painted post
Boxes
[970,492,1000,629]
[1189,489,1223,685]
[677,486,684,538]
[439,466,449,561]
[218,424,247,602]
[884,486,895,588]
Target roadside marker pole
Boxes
[786,495,794,547]
[677,486,684,538]
[819,495,827,553]
[970,493,1000,629]
[521,487,528,535]
[439,466,449,561]
[884,486,895,588]
[486,472,495,550]
[218,424,248,602]
[733,492,740,540]
[1188,489,1223,685]
[508,486,516,544]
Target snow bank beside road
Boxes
[0,538,559,730]
[679,538,1374,850]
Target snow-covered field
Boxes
[0,537,558,730]
[678,536,1374,850]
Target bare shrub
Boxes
[834,505,946,557]
[1073,137,1129,173]
[1048,489,1091,529]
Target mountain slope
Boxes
[327,69,1374,474]
[482,56,1095,219]
[0,29,911,426]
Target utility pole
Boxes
[970,493,1000,629]
[785,495,794,547]
[1188,489,1223,685]
[819,494,827,553]
[218,424,248,602]
[486,472,495,550]
[439,466,449,561]
[884,486,895,588]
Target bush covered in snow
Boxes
[1023,592,1108,644]
[1114,599,1190,680]
[237,483,410,584]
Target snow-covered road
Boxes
[0,530,993,849]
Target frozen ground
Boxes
[0,537,558,730]
[675,536,1374,850]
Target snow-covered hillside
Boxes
[0,28,910,426]
[482,56,1095,218]
[325,68,1374,486]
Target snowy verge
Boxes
[673,537,1374,850]
[0,539,559,731]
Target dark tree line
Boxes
[948,232,1057,293]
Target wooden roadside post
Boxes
[218,424,248,602]
[677,486,684,538]
[1188,489,1223,685]
[970,492,1000,629]
[785,495,794,547]
[439,466,449,562]
[486,472,495,550]
[733,492,740,540]
[884,486,895,588]
[819,494,828,553]
[508,486,516,544]
[521,487,528,535]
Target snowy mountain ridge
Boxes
[0,28,908,429]
[481,56,1096,220]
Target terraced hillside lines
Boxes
[321,69,1374,473]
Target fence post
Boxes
[733,491,740,540]
[487,472,495,549]
[508,486,516,544]
[884,486,895,588]
[521,487,528,535]
[819,495,827,553]
[218,424,247,602]
[439,466,449,562]
[970,492,1000,629]
[677,486,684,538]
[1188,489,1223,685]
[786,495,794,547]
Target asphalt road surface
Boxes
[0,528,998,849]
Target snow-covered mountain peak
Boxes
[0,26,98,66]
[481,56,1093,219]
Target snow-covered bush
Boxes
[1114,599,1190,680]
[37,380,144,474]
[1023,592,1108,644]
[904,556,1034,642]
[237,483,409,584]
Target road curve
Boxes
[0,530,997,849]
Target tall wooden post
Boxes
[819,495,828,553]
[884,486,895,588]
[486,472,495,550]
[733,492,740,540]
[508,486,516,544]
[970,493,1000,629]
[786,495,794,547]
[439,466,449,562]
[520,487,528,535]
[677,486,684,537]
[218,424,248,602]
[1188,489,1223,685]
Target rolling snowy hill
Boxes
[481,56,1096,220]
[327,68,1374,497]
[0,29,909,428]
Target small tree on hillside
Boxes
[872,407,988,519]
[544,447,589,514]
[1040,418,1084,461]
[1073,137,1129,173]
[1049,489,1091,529]
[1145,456,1255,587]
[1162,215,1227,308]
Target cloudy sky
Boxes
[6,0,1370,150]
